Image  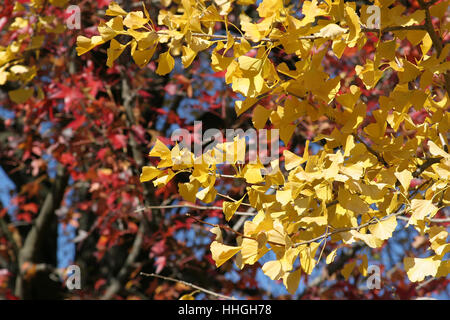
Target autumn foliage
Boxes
[0,0,449,299]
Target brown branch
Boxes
[101,221,146,300]
[397,216,450,223]
[418,0,450,95]
[157,24,430,43]
[140,272,235,300]
[14,163,68,299]
[136,199,338,218]
[362,25,427,34]
[135,204,255,216]
[352,133,390,167]
[413,157,443,178]
[0,217,19,261]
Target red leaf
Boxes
[164,83,177,95]
[94,278,107,291]
[22,203,38,214]
[109,134,127,150]
[60,152,76,165]
[96,148,109,160]
[67,115,86,130]
[154,256,166,274]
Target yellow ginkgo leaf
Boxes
[210,226,223,243]
[8,87,33,103]
[349,230,384,248]
[338,187,369,215]
[241,21,262,42]
[76,35,105,56]
[394,169,413,191]
[140,166,162,182]
[368,215,397,240]
[326,248,338,264]
[316,23,347,39]
[344,6,361,46]
[235,98,258,116]
[149,139,173,168]
[280,124,296,146]
[341,260,356,280]
[210,241,242,267]
[299,243,319,274]
[243,163,264,184]
[283,150,304,171]
[252,105,271,129]
[236,232,269,267]
[408,199,438,226]
[9,65,29,74]
[98,16,124,41]
[196,182,217,203]
[262,260,283,280]
[105,2,128,16]
[178,181,199,203]
[276,189,292,206]
[398,60,421,84]
[428,141,449,159]
[153,169,175,187]
[156,51,175,75]
[358,254,368,277]
[404,256,441,282]
[132,46,157,68]
[343,134,355,157]
[257,0,283,18]
[223,196,245,221]
[181,46,196,68]
[106,39,128,67]
[283,268,302,295]
[123,11,149,29]
[355,61,383,89]
[299,0,325,27]
[179,290,200,300]
[238,55,263,75]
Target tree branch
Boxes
[14,163,68,299]
[101,221,146,300]
[140,272,235,300]
[352,133,390,167]
[157,25,429,43]
[413,157,443,178]
[418,0,450,95]
[135,203,256,216]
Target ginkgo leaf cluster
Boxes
[78,0,450,294]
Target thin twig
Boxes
[135,204,255,216]
[186,213,285,246]
[156,24,430,43]
[362,25,427,34]
[140,272,236,300]
[217,192,251,206]
[397,216,450,223]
